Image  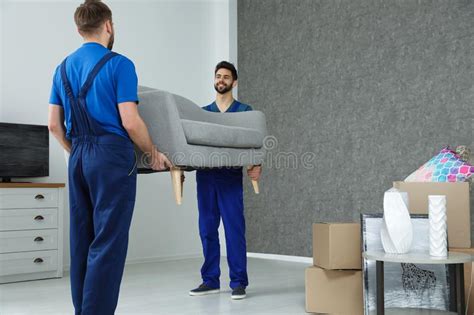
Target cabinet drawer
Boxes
[0,188,59,209]
[0,230,58,254]
[0,209,58,231]
[0,250,58,276]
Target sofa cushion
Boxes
[181,119,264,149]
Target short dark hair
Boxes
[74,0,112,36]
[215,61,238,80]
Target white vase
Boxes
[380,224,397,253]
[381,188,413,254]
[429,195,447,257]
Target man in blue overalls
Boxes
[189,61,262,300]
[48,1,170,314]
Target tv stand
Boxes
[0,182,65,283]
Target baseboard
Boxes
[62,253,202,272]
[247,252,312,264]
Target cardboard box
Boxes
[305,266,363,314]
[313,223,361,270]
[393,181,471,248]
[449,247,474,315]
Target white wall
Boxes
[1,0,233,268]
[0,0,3,120]
[228,0,237,72]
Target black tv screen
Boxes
[0,123,49,181]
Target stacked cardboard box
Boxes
[306,223,363,314]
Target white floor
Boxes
[0,257,309,315]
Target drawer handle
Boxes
[34,258,44,264]
[34,236,44,242]
[34,215,44,221]
[34,194,45,200]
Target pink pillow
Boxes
[405,148,474,182]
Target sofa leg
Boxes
[251,180,260,194]
[246,166,260,194]
[170,167,184,205]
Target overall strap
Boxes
[79,52,119,98]
[60,58,87,136]
[60,58,76,107]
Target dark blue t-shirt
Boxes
[196,100,253,181]
[202,100,252,113]
[49,42,138,139]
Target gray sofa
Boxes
[135,86,267,204]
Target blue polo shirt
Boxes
[197,100,253,181]
[49,42,139,139]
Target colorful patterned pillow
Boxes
[405,148,474,182]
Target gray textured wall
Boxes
[239,0,474,257]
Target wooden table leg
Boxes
[376,260,385,315]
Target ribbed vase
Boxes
[429,195,447,257]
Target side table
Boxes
[363,251,473,315]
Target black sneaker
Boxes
[231,286,246,300]
[189,284,220,296]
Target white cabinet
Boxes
[0,208,58,231]
[0,230,58,253]
[0,183,64,283]
[0,250,59,277]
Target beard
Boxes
[214,82,233,94]
[107,32,115,50]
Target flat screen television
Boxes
[0,122,49,182]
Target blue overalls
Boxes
[60,52,137,315]
[196,100,252,290]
